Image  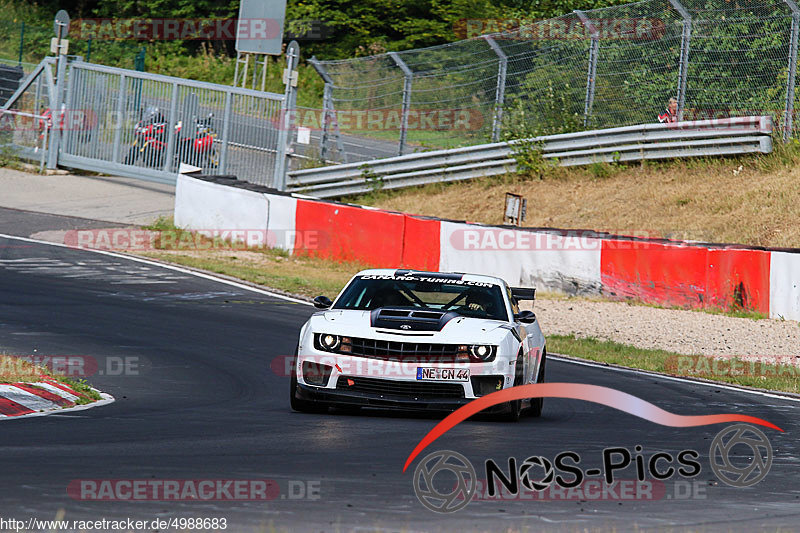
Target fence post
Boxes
[575,10,599,128]
[46,54,67,169]
[162,82,179,173]
[669,0,692,121]
[784,0,800,140]
[273,40,300,190]
[17,22,24,66]
[309,57,335,160]
[112,74,126,163]
[320,82,334,160]
[61,61,76,155]
[219,91,232,173]
[33,71,42,114]
[389,52,413,155]
[484,36,507,142]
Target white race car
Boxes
[290,269,546,421]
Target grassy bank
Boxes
[548,335,800,394]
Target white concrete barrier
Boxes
[769,251,800,321]
[439,221,602,294]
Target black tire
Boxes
[497,356,524,422]
[529,351,546,418]
[289,352,329,414]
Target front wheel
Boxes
[496,356,524,422]
[528,351,546,418]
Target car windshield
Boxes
[332,274,508,321]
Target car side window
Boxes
[506,287,520,315]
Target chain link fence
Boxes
[309,0,800,164]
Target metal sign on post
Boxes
[54,10,70,39]
[504,193,527,226]
[235,0,286,55]
[48,9,69,169]
[51,10,70,57]
[233,0,286,90]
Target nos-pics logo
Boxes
[413,424,773,513]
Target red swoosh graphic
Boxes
[402,383,783,472]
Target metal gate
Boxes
[2,53,297,188]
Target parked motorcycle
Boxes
[124,107,168,167]
[124,107,218,170]
[174,113,219,169]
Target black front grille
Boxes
[336,375,465,399]
[345,336,462,363]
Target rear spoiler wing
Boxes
[511,287,536,301]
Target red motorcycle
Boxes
[125,107,218,169]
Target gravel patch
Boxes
[533,298,800,363]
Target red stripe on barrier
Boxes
[294,200,405,266]
[400,216,440,270]
[12,384,74,407]
[0,397,35,416]
[601,240,708,308]
[601,241,772,313]
[706,248,770,313]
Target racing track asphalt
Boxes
[0,212,799,532]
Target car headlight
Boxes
[317,333,341,351]
[458,345,497,362]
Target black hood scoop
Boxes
[370,307,458,332]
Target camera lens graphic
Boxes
[709,424,772,488]
[413,450,476,513]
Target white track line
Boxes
[2,232,799,405]
[0,233,309,305]
[549,354,800,404]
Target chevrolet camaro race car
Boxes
[289,269,546,421]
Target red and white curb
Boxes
[0,380,114,420]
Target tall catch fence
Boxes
[310,0,800,163]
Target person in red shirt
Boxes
[658,97,678,123]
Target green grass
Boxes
[141,250,351,297]
[548,334,800,394]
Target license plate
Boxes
[416,367,470,381]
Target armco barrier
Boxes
[286,116,774,198]
[174,173,800,321]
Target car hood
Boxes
[310,309,510,343]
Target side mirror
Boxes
[313,295,333,309]
[514,310,536,323]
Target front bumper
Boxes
[294,381,510,413]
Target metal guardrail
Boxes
[287,116,774,198]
